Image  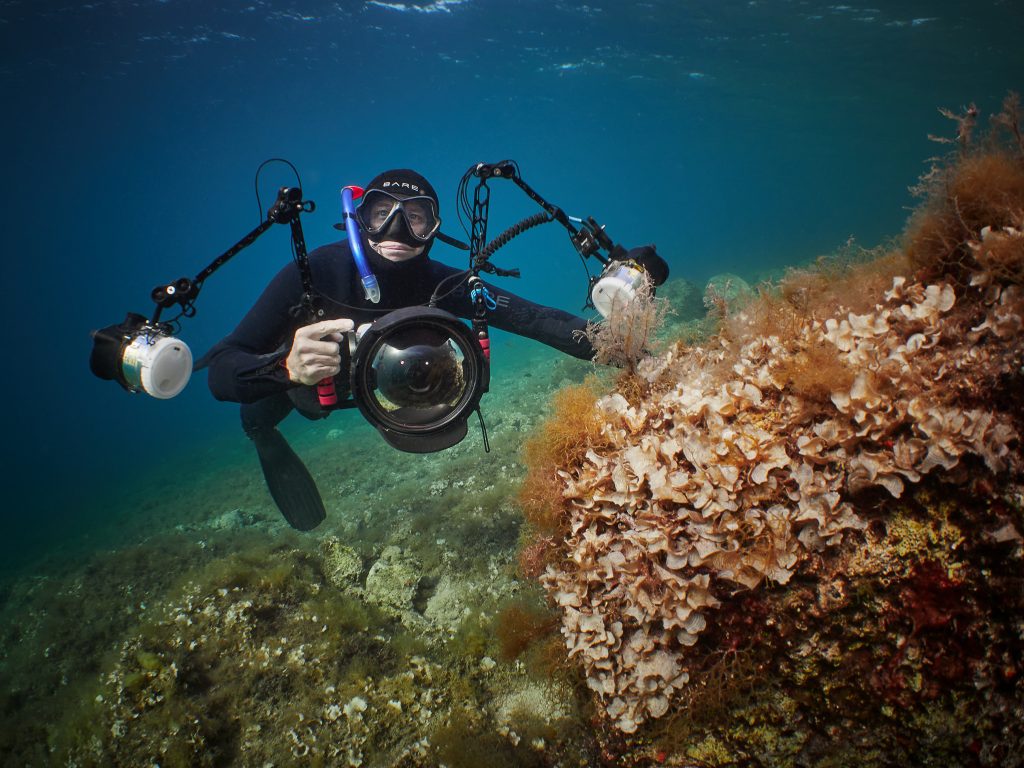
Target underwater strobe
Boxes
[90,310,194,399]
[590,244,670,318]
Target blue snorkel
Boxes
[341,185,381,304]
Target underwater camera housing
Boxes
[349,306,489,453]
[90,312,193,399]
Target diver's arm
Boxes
[203,264,306,403]
[438,278,596,361]
[494,293,596,360]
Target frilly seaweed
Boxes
[525,94,1024,762]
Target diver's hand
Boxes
[285,319,354,386]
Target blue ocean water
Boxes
[1,0,1020,567]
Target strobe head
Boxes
[90,313,193,399]
[591,245,669,318]
[351,307,489,453]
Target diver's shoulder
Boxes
[428,258,464,278]
[308,240,354,278]
[309,240,349,263]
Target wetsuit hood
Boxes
[360,168,438,290]
[363,168,439,207]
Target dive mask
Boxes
[356,189,441,243]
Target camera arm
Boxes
[90,185,318,398]
[470,160,620,267]
[148,186,317,324]
[462,160,668,325]
[464,160,637,333]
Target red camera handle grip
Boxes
[317,377,338,407]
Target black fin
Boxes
[251,428,326,531]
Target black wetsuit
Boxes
[203,240,595,433]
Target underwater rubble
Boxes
[71,546,584,767]
[523,96,1024,764]
[2,349,610,767]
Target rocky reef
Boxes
[3,98,1022,768]
[524,96,1024,764]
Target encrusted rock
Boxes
[207,508,255,530]
[365,546,421,615]
[319,536,363,590]
[423,574,474,631]
[492,679,573,728]
[704,272,753,309]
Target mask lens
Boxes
[357,191,399,235]
[356,191,439,241]
[401,198,439,239]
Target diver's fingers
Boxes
[287,320,351,385]
[308,362,341,378]
[287,357,341,385]
[300,339,344,357]
[295,319,354,340]
[303,353,341,367]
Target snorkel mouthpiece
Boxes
[341,186,381,304]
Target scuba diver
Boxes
[200,169,598,532]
